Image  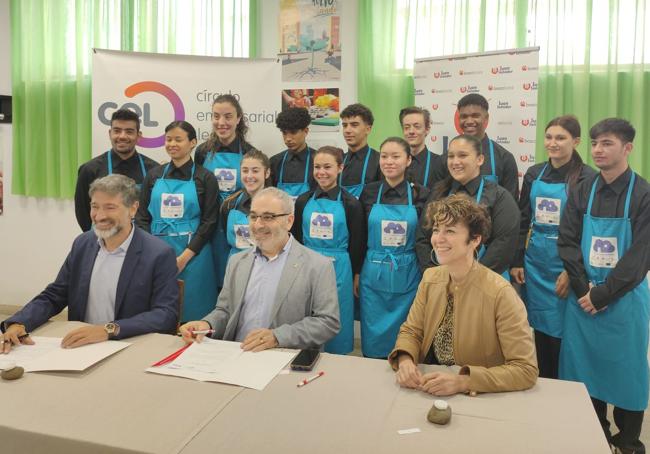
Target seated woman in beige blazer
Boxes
[388,194,538,395]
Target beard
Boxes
[93,223,122,241]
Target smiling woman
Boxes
[389,194,538,396]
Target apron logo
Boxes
[234,224,253,249]
[589,236,618,268]
[310,213,334,239]
[535,197,561,225]
[215,168,237,192]
[381,221,407,247]
[161,193,184,218]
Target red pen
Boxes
[151,344,191,367]
[297,371,325,388]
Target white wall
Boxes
[0,0,358,307]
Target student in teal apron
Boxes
[558,118,650,454]
[293,147,367,354]
[270,107,315,200]
[510,116,595,379]
[359,137,429,358]
[135,121,219,322]
[400,106,445,190]
[339,103,382,199]
[194,94,258,290]
[221,149,271,258]
[438,94,519,200]
[415,135,519,280]
[75,108,159,232]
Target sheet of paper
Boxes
[146,338,298,390]
[0,336,130,372]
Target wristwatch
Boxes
[104,322,120,339]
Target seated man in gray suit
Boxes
[179,187,340,351]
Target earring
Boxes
[430,249,440,266]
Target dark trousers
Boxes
[592,398,645,453]
[533,330,561,379]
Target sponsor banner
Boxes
[92,49,284,162]
[414,48,540,180]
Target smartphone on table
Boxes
[290,349,320,371]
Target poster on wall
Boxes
[92,49,284,162]
[282,88,340,131]
[279,0,341,82]
[413,47,540,181]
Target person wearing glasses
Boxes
[179,187,340,351]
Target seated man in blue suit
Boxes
[1,174,179,353]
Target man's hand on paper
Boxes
[1,323,34,354]
[241,328,278,352]
[61,325,109,349]
[179,321,212,344]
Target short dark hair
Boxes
[399,106,431,128]
[589,118,635,143]
[315,146,344,165]
[340,103,374,126]
[423,193,492,245]
[276,107,311,131]
[111,109,141,131]
[457,94,489,112]
[165,121,197,142]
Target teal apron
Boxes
[360,183,421,358]
[560,173,650,411]
[340,147,373,199]
[451,178,510,281]
[148,162,217,321]
[107,150,147,190]
[302,189,354,354]
[226,192,253,258]
[420,147,432,187]
[278,146,312,201]
[523,164,568,337]
[482,140,498,185]
[203,145,243,288]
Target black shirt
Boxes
[438,135,520,200]
[558,167,650,309]
[220,189,253,230]
[292,186,367,274]
[407,147,446,190]
[194,137,257,166]
[359,179,430,219]
[74,150,159,231]
[340,145,382,187]
[269,145,317,189]
[415,175,520,274]
[513,160,596,267]
[135,159,220,254]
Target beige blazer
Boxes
[389,263,538,393]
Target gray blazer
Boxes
[202,239,340,349]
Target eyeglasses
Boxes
[248,212,291,223]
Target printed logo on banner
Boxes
[488,85,514,91]
[497,101,512,109]
[497,121,513,125]
[521,65,539,71]
[521,119,537,127]
[589,237,618,268]
[520,154,536,163]
[491,66,513,75]
[458,69,483,76]
[431,121,445,126]
[518,137,536,144]
[430,135,438,142]
[97,81,186,148]
[431,88,453,94]
[433,71,452,79]
[520,100,538,107]
[431,104,439,110]
[523,82,539,91]
[459,85,480,94]
[495,136,510,145]
[414,89,425,96]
